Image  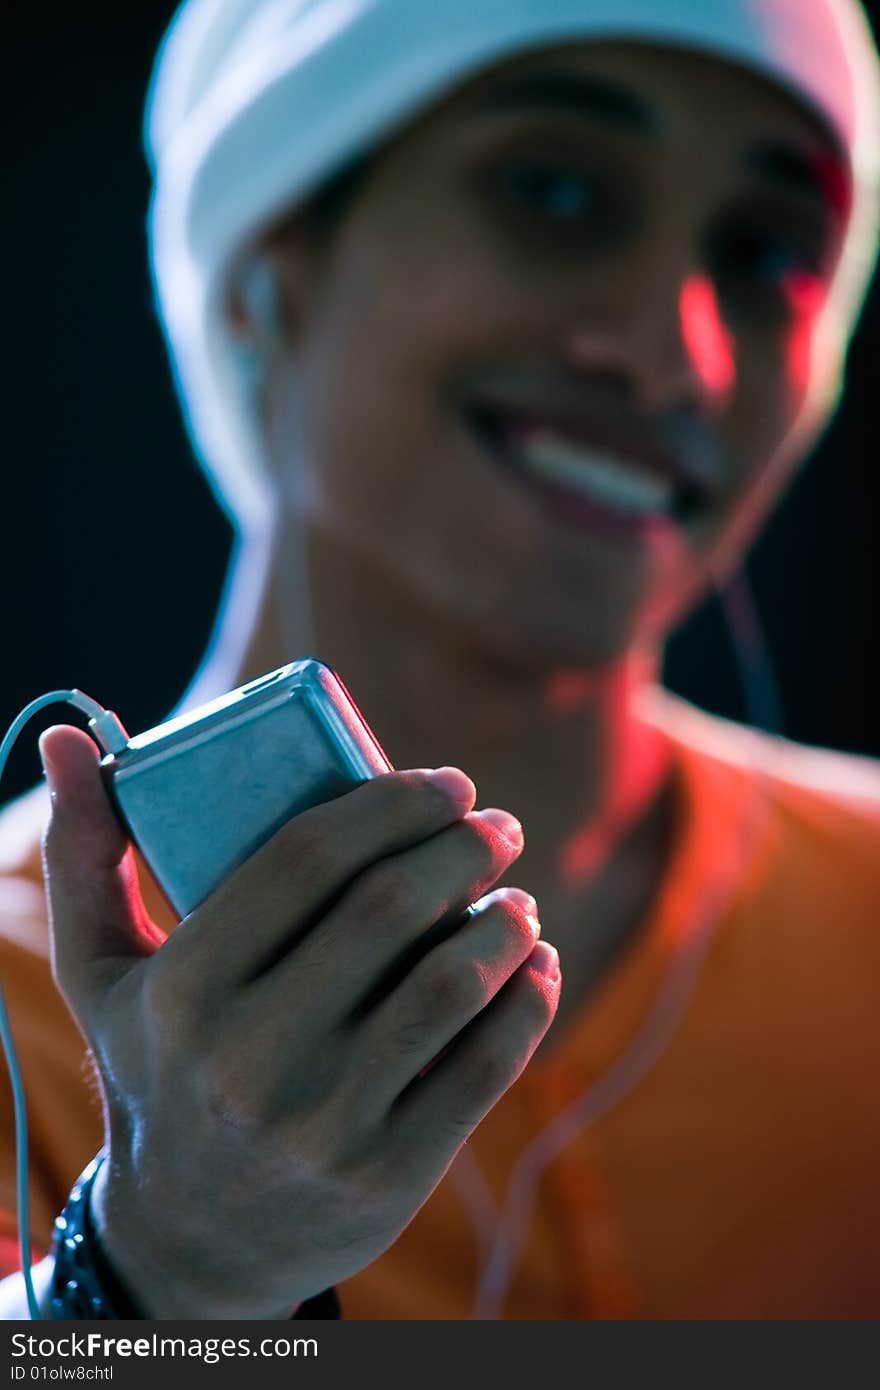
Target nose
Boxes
[562,267,737,417]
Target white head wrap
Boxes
[146,0,880,532]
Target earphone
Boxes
[229,255,284,390]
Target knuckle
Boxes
[354,861,419,923]
[389,768,433,802]
[277,814,335,881]
[440,1114,477,1144]
[417,957,487,1019]
[388,1016,432,1060]
[369,768,424,810]
[386,768,460,818]
[461,1043,520,1107]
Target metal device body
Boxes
[100,659,392,917]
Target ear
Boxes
[241,255,285,343]
[226,253,285,354]
[226,215,320,352]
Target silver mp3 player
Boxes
[100,659,392,917]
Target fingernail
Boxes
[531,941,560,980]
[491,887,540,935]
[427,766,476,808]
[476,807,524,848]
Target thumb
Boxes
[39,723,161,1013]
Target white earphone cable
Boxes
[0,690,128,1319]
[461,569,781,1318]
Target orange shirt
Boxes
[1,694,879,1318]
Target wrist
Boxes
[48,1151,142,1319]
[89,1154,299,1320]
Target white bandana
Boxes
[146,0,880,531]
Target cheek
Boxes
[775,275,834,406]
[269,284,469,598]
[277,218,534,529]
[641,314,820,629]
[746,301,810,407]
[680,276,737,394]
[272,264,422,517]
[681,321,816,586]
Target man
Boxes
[1,0,879,1318]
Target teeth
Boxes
[514,431,674,515]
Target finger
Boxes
[38,724,162,1012]
[337,888,541,1115]
[246,806,524,1026]
[162,766,477,987]
[385,940,560,1173]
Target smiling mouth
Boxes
[466,406,708,528]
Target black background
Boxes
[3,2,879,800]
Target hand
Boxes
[38,724,560,1319]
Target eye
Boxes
[710,223,826,311]
[725,228,816,279]
[495,160,599,221]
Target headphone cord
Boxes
[462,569,782,1318]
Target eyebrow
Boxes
[747,142,850,217]
[480,70,658,135]
[476,69,849,216]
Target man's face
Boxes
[259,41,851,667]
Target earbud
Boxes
[238,256,283,348]
[229,255,283,391]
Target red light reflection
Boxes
[680,274,737,396]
